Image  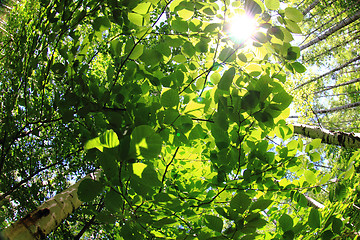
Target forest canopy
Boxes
[1,0,360,239]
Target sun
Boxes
[227,14,258,43]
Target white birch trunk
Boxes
[293,123,360,149]
[295,55,360,90]
[1,170,101,240]
[314,102,360,114]
[300,10,360,51]
[302,0,320,16]
[314,77,360,94]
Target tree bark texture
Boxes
[1,170,101,240]
[295,55,360,90]
[302,0,320,16]
[300,10,360,51]
[293,123,360,149]
[305,32,360,64]
[314,77,360,94]
[314,102,360,114]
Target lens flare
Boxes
[227,14,258,43]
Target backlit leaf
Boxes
[285,7,303,22]
[265,0,280,10]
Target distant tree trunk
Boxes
[302,0,320,16]
[1,170,101,240]
[314,102,360,114]
[316,91,360,98]
[305,32,360,64]
[300,10,360,51]
[314,77,360,94]
[295,55,360,89]
[293,123,360,149]
[302,8,348,44]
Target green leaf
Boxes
[171,18,188,32]
[254,32,267,43]
[230,192,251,213]
[129,44,144,60]
[321,230,334,240]
[132,2,152,14]
[335,183,347,201]
[99,149,119,185]
[131,125,162,159]
[204,215,223,232]
[265,0,279,10]
[292,62,306,73]
[305,139,322,152]
[105,190,123,212]
[310,152,321,162]
[85,130,119,151]
[285,20,302,34]
[285,7,303,22]
[283,230,295,240]
[51,63,66,75]
[249,199,273,211]
[219,47,236,63]
[272,90,293,110]
[178,9,193,20]
[128,12,143,26]
[161,89,180,108]
[154,193,173,203]
[304,170,317,184]
[172,54,187,63]
[218,67,235,91]
[245,0,263,16]
[133,162,147,177]
[99,130,120,148]
[93,16,111,31]
[279,213,293,232]
[142,165,162,187]
[241,90,260,111]
[332,218,343,234]
[308,208,321,229]
[77,179,104,202]
[154,217,177,227]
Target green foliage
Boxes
[1,0,359,239]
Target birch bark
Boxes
[300,10,360,51]
[1,170,101,240]
[293,123,360,149]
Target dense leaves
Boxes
[1,0,359,239]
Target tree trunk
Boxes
[316,91,360,98]
[304,32,360,64]
[293,123,360,149]
[314,77,360,94]
[294,55,360,90]
[1,170,101,240]
[302,0,320,16]
[314,102,360,114]
[300,10,360,51]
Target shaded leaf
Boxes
[204,215,223,232]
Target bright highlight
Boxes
[228,14,258,42]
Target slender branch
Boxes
[160,146,180,187]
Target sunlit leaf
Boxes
[285,7,303,22]
[265,0,280,10]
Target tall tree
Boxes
[0,0,359,239]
